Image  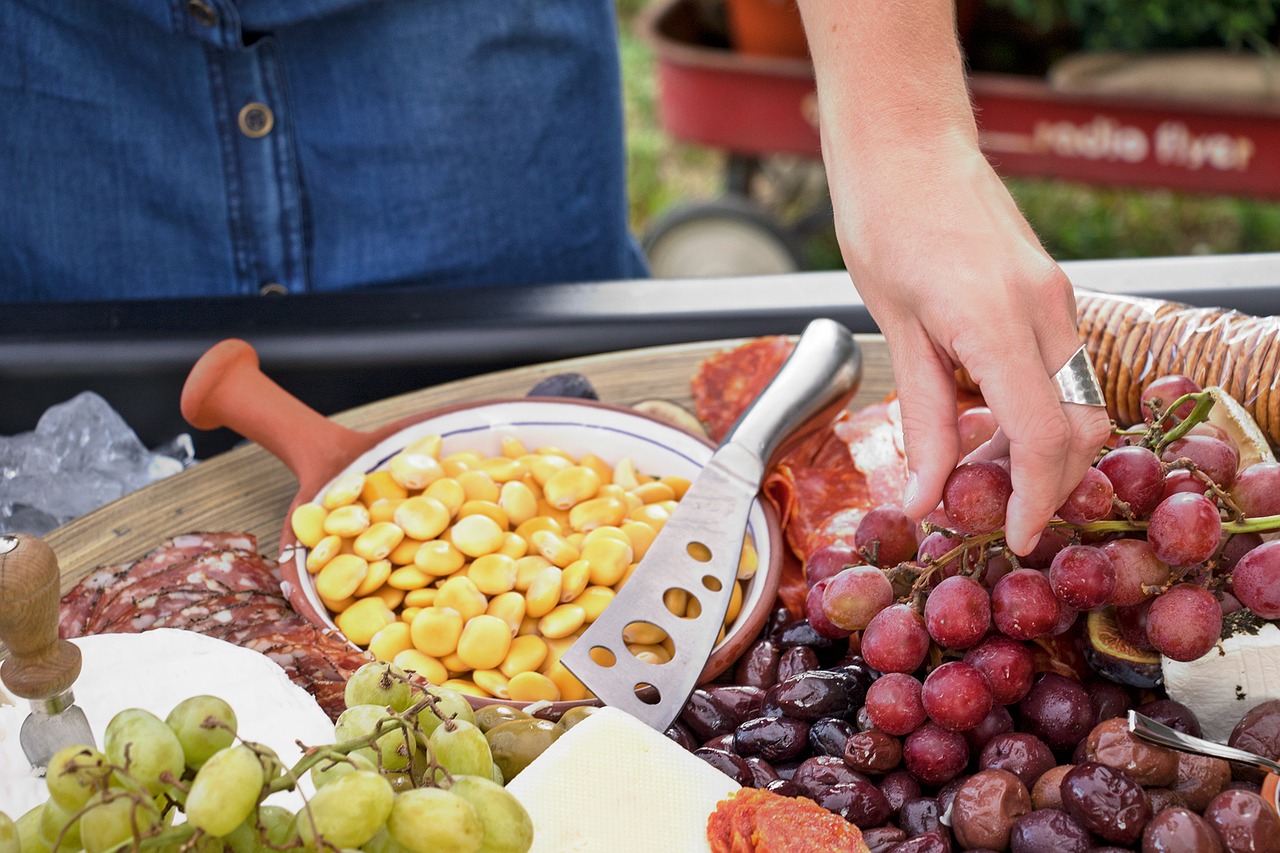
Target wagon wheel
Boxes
[641,195,808,278]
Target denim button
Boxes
[238,103,274,139]
[259,282,289,296]
[187,0,217,27]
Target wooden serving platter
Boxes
[42,334,896,592]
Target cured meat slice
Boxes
[706,789,869,853]
[692,336,795,443]
[58,560,135,639]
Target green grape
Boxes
[16,804,51,853]
[46,744,111,812]
[0,811,19,853]
[489,762,504,786]
[361,827,416,853]
[386,788,483,853]
[295,770,393,850]
[38,796,81,852]
[223,816,264,853]
[103,708,185,795]
[445,776,533,853]
[165,695,238,770]
[414,686,475,737]
[344,662,414,712]
[429,720,493,782]
[185,744,266,837]
[334,705,415,771]
[258,804,299,849]
[309,749,377,790]
[78,792,161,853]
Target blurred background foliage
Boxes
[615,0,1280,271]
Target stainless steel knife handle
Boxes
[723,318,862,466]
[0,534,82,701]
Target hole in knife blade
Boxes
[588,646,617,667]
[686,541,712,562]
[701,575,723,592]
[635,683,661,705]
[664,587,700,620]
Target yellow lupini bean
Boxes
[402,433,443,458]
[419,477,462,517]
[498,481,538,527]
[440,651,469,674]
[368,620,414,661]
[394,649,448,685]
[368,498,403,524]
[530,529,579,568]
[524,452,572,486]
[498,634,548,678]
[404,587,437,608]
[306,534,343,574]
[457,615,513,671]
[627,643,672,664]
[628,503,669,530]
[450,514,506,558]
[323,504,371,538]
[435,575,488,622]
[291,503,328,548]
[568,496,626,532]
[456,470,500,503]
[621,522,657,560]
[335,596,395,646]
[443,679,490,699]
[500,435,528,459]
[360,469,408,505]
[507,671,560,703]
[663,587,689,617]
[477,456,527,483]
[542,465,601,510]
[316,554,369,601]
[354,559,393,598]
[524,566,563,618]
[581,537,632,586]
[565,532,585,550]
[486,591,527,636]
[353,522,405,562]
[388,451,444,490]
[468,553,518,596]
[321,471,366,509]
[471,669,510,699]
[726,579,744,623]
[534,501,571,529]
[559,559,591,603]
[538,604,586,639]
[400,606,422,624]
[414,540,466,576]
[458,500,508,529]
[579,454,613,485]
[394,496,451,541]
[410,606,464,658]
[497,532,527,560]
[660,475,693,499]
[612,457,640,490]
[372,585,406,610]
[514,515,560,542]
[544,661,590,702]
[632,481,676,504]
[623,621,667,646]
[387,536,424,565]
[583,525,628,545]
[514,555,552,591]
[738,537,759,580]
[577,585,615,622]
[388,565,431,591]
[322,593,355,613]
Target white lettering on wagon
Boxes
[1014,115,1256,172]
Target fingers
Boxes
[888,327,961,521]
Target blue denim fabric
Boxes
[0,0,647,301]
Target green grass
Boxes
[615,1,1280,268]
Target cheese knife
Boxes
[0,533,95,772]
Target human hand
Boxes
[829,144,1112,554]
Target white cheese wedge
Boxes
[1,628,334,816]
[505,706,740,853]
[1162,621,1280,743]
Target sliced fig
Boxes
[1084,608,1163,689]
[631,399,711,439]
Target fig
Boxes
[630,399,710,439]
[1084,609,1163,689]
[526,372,599,400]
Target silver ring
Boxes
[1052,345,1106,407]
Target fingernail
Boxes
[904,473,918,509]
[1024,532,1042,554]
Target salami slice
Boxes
[707,788,869,853]
[692,336,795,443]
[58,560,135,639]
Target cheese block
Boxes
[1163,621,1280,743]
[505,706,740,852]
[1,628,334,816]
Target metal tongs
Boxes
[1129,710,1280,776]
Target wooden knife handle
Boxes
[0,534,82,700]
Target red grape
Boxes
[854,505,919,568]
[1099,538,1170,606]
[803,542,859,588]
[1220,532,1264,572]
[917,531,982,581]
[1232,540,1280,618]
[805,578,853,640]
[924,575,992,650]
[1057,466,1115,525]
[1049,545,1116,611]
[902,722,970,786]
[1231,462,1280,518]
[1146,583,1222,662]
[1114,599,1155,650]
[1096,445,1165,517]
[1160,469,1206,502]
[958,406,998,455]
[991,569,1060,641]
[1147,492,1223,567]
[1161,435,1240,489]
[1048,600,1080,635]
[861,603,930,674]
[865,673,926,736]
[922,661,993,732]
[821,564,894,631]
[943,461,1013,535]
[964,634,1036,705]
[1141,374,1201,422]
[1021,527,1071,570]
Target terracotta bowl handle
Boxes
[181,339,370,498]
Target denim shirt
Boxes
[0,0,647,301]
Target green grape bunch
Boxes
[2,662,533,853]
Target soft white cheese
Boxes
[505,707,740,853]
[1,629,333,816]
[1163,621,1280,743]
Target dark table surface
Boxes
[3,253,1278,457]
